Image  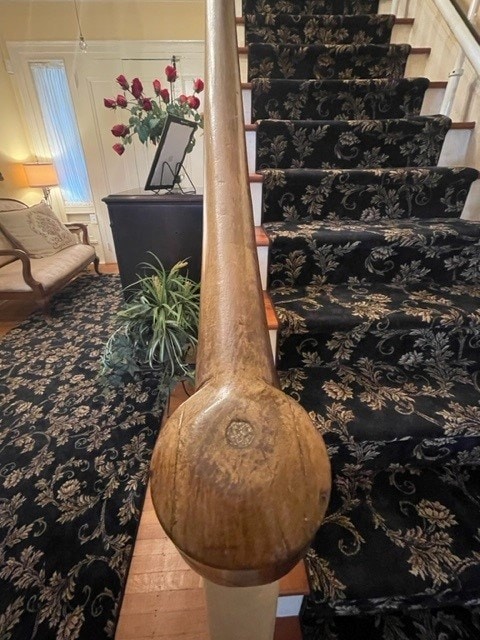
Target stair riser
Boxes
[242,86,446,124]
[235,0,413,17]
[246,127,472,174]
[239,50,429,83]
[268,229,480,289]
[276,315,480,373]
[235,0,415,18]
[261,168,480,224]
[236,22,413,48]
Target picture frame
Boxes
[144,115,198,191]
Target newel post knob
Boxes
[150,377,331,587]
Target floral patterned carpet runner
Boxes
[246,0,480,637]
[0,274,162,639]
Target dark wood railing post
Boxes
[150,0,331,635]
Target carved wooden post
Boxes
[150,0,331,637]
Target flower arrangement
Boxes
[104,61,204,156]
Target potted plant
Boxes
[101,256,200,405]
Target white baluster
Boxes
[467,0,480,21]
[391,0,400,16]
[440,60,465,117]
[440,0,480,117]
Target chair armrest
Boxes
[0,249,44,294]
[65,222,90,245]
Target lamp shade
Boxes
[23,163,59,188]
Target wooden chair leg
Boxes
[93,256,101,275]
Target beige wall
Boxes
[0,0,204,204]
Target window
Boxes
[30,61,93,208]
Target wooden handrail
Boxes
[150,0,331,588]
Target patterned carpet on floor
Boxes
[0,273,163,639]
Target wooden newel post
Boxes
[150,0,331,637]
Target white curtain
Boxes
[30,61,93,207]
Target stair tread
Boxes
[236,16,415,25]
[279,560,310,596]
[302,464,480,616]
[256,116,451,170]
[302,604,480,639]
[271,279,480,334]
[243,77,448,89]
[248,120,474,130]
[259,166,480,223]
[266,217,480,290]
[247,43,413,80]
[244,14,396,46]
[243,0,381,15]
[239,45,430,54]
[263,290,279,330]
[250,77,430,121]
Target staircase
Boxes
[239,0,480,637]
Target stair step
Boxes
[301,464,480,617]
[258,167,480,224]
[237,16,414,48]
[244,14,396,46]
[302,605,480,639]
[273,278,480,364]
[245,43,416,81]
[242,80,448,123]
[255,115,451,171]
[239,46,430,83]
[265,217,480,289]
[236,0,410,18]
[249,77,429,121]
[243,0,381,15]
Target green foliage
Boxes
[101,256,200,402]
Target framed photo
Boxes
[144,115,197,191]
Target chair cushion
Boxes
[0,244,95,293]
[0,202,75,258]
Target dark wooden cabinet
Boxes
[103,189,202,292]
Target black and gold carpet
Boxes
[0,274,162,639]
[245,0,480,636]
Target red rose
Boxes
[160,88,170,103]
[187,95,200,109]
[142,98,153,111]
[165,65,177,83]
[111,124,129,137]
[113,143,125,155]
[153,79,161,96]
[116,75,129,90]
[104,98,116,109]
[193,78,204,93]
[116,94,128,108]
[178,94,188,105]
[131,77,143,99]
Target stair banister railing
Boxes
[149,0,331,638]
[439,0,480,116]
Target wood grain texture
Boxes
[150,0,331,589]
